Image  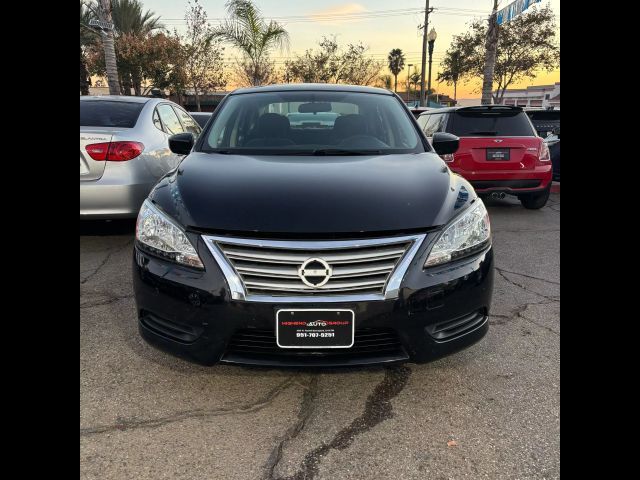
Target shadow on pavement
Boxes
[80,219,136,236]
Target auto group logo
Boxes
[306,320,327,327]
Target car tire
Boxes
[519,186,550,209]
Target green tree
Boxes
[213,0,289,86]
[437,49,464,100]
[284,37,340,83]
[377,74,392,90]
[339,43,383,86]
[181,0,226,111]
[284,36,383,86]
[444,4,559,103]
[387,48,405,93]
[85,0,164,94]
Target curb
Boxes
[551,181,560,194]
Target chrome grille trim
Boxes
[202,234,426,303]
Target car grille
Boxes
[202,234,425,301]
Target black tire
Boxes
[519,186,550,209]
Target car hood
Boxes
[150,152,474,236]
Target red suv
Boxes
[417,105,552,209]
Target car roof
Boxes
[80,95,153,104]
[229,83,394,96]
[417,105,524,117]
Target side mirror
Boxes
[432,132,459,155]
[168,133,195,155]
[552,127,560,138]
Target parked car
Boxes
[80,96,201,219]
[544,127,560,181]
[524,108,560,138]
[417,105,552,209]
[189,111,213,128]
[409,106,433,118]
[133,83,494,367]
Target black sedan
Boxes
[133,84,494,367]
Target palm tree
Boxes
[409,70,421,102]
[213,0,289,86]
[111,0,163,95]
[481,0,500,104]
[387,48,405,93]
[80,1,97,95]
[97,0,120,95]
[111,0,163,36]
[83,0,121,95]
[85,0,163,95]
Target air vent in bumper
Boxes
[222,328,408,366]
[426,309,487,341]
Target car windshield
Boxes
[449,109,535,137]
[80,100,145,128]
[202,91,425,155]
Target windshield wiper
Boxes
[468,130,498,136]
[311,148,382,156]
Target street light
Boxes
[427,28,437,107]
[407,64,414,104]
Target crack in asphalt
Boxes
[491,301,559,336]
[495,267,560,286]
[516,304,560,336]
[80,292,134,310]
[80,376,297,437]
[80,240,133,285]
[495,268,559,302]
[268,366,411,480]
[264,375,320,480]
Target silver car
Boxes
[80,96,201,219]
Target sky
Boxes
[142,0,560,98]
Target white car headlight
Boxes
[136,200,204,269]
[425,200,491,267]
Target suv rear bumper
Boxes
[451,165,552,194]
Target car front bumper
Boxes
[132,237,494,367]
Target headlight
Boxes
[136,200,204,269]
[425,200,491,267]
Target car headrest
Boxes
[255,113,291,138]
[333,114,367,139]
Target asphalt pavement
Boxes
[80,193,560,480]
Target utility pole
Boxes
[407,64,413,104]
[419,0,431,107]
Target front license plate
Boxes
[486,148,510,161]
[276,309,354,348]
